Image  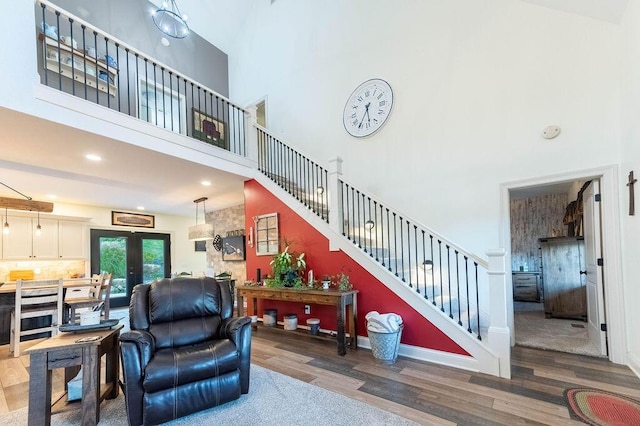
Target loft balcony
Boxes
[34,0,247,158]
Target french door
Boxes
[90,229,171,308]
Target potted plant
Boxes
[269,246,306,288]
[335,272,352,292]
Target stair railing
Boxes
[36,0,247,156]
[254,125,490,339]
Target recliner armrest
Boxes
[220,316,251,343]
[120,330,155,367]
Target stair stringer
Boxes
[251,173,501,377]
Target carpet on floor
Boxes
[0,364,416,425]
[564,387,640,426]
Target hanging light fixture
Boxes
[152,0,190,39]
[188,197,215,241]
[3,208,9,235]
[35,211,42,237]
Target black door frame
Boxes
[90,229,171,308]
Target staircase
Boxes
[253,125,511,378]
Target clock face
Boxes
[343,78,393,138]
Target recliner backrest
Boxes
[131,277,233,349]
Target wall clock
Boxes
[342,78,393,138]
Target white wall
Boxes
[51,202,207,276]
[229,0,622,257]
[620,2,640,375]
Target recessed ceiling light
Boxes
[137,206,145,210]
[47,194,57,200]
[201,180,211,186]
[85,154,102,161]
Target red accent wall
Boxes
[243,179,468,356]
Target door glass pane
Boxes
[99,237,127,299]
[142,238,166,283]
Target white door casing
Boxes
[583,179,607,356]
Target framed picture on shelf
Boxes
[111,211,155,228]
[194,240,207,252]
[222,236,245,261]
[192,108,226,149]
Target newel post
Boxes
[244,105,258,165]
[328,157,343,248]
[486,248,511,378]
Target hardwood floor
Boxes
[2,323,639,425]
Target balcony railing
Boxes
[36,0,246,156]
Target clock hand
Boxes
[358,102,371,128]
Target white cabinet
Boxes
[1,216,58,259]
[58,220,86,258]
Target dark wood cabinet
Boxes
[512,272,540,302]
[539,237,586,320]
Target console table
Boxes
[235,286,358,355]
[25,324,123,426]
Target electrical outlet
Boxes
[304,305,310,314]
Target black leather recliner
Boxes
[119,277,251,425]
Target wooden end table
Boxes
[25,324,123,426]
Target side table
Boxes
[25,324,123,426]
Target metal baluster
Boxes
[41,4,48,87]
[69,18,75,96]
[153,63,158,126]
[125,49,132,113]
[447,245,452,318]
[393,213,398,276]
[414,225,419,292]
[430,235,436,303]
[56,12,62,91]
[351,187,356,244]
[143,59,149,123]
[438,240,444,311]
[160,67,166,128]
[465,256,471,334]
[104,37,110,106]
[422,230,427,299]
[82,26,88,100]
[93,31,99,103]
[399,216,405,282]
[386,208,391,271]
[475,262,481,340]
[115,43,121,111]
[380,204,385,266]
[456,251,462,326]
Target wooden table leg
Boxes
[82,345,100,425]
[336,297,346,356]
[236,290,244,317]
[28,351,52,426]
[105,334,119,399]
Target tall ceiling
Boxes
[0,1,630,218]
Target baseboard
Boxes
[627,351,640,380]
[357,335,480,373]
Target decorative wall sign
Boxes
[222,235,246,261]
[193,108,226,148]
[112,211,155,228]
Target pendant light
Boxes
[188,197,215,241]
[35,211,42,237]
[152,0,189,39]
[3,208,9,235]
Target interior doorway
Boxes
[256,98,267,127]
[90,229,171,308]
[507,177,607,358]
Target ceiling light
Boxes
[137,206,145,210]
[85,154,102,161]
[47,194,57,199]
[35,211,42,237]
[201,180,211,186]
[188,197,214,241]
[152,0,189,39]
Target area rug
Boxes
[564,387,640,426]
[0,364,416,425]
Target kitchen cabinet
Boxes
[58,220,86,258]
[512,272,540,302]
[539,236,586,320]
[2,216,58,260]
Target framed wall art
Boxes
[222,236,246,261]
[192,108,226,149]
[111,211,155,228]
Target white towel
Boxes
[366,311,403,333]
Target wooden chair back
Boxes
[11,278,64,357]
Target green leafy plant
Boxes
[335,272,352,291]
[268,245,306,288]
